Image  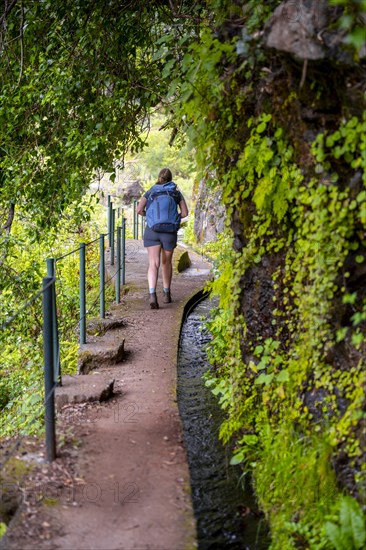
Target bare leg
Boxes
[161,249,174,290]
[147,245,161,290]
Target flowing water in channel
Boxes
[177,297,270,550]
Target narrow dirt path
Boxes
[2,240,211,550]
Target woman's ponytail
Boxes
[157,168,172,184]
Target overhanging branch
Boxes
[168,0,201,22]
[17,0,24,86]
[0,0,19,27]
[1,203,15,235]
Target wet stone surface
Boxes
[177,298,270,550]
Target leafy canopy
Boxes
[0,0,207,234]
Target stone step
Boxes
[55,374,115,410]
[77,339,125,374]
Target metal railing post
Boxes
[121,217,126,285]
[108,198,113,247]
[80,243,86,345]
[133,200,137,239]
[46,258,61,385]
[116,226,121,304]
[110,207,115,266]
[100,234,105,319]
[136,201,139,240]
[107,195,111,247]
[42,276,56,462]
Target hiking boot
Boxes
[163,290,172,303]
[149,292,159,309]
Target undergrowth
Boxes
[0,197,114,436]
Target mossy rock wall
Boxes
[179,0,366,545]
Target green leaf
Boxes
[342,293,357,305]
[351,332,364,347]
[162,58,176,78]
[230,451,245,465]
[255,373,274,386]
[325,522,348,550]
[276,369,289,383]
[167,78,180,97]
[256,121,267,133]
[340,496,366,549]
[336,327,348,343]
[346,26,366,50]
[241,434,258,446]
[254,345,263,355]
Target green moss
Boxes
[174,250,191,273]
[43,497,59,506]
[1,456,32,481]
[0,456,33,525]
[78,350,93,362]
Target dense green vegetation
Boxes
[1,1,366,547]
[155,0,366,547]
[0,198,112,435]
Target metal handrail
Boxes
[0,194,134,463]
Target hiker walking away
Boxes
[137,168,188,310]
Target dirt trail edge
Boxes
[3,240,212,550]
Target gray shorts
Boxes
[143,226,177,250]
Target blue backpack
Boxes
[146,182,181,233]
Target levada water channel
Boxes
[177,295,270,550]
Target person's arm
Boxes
[179,198,188,219]
[137,196,147,216]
